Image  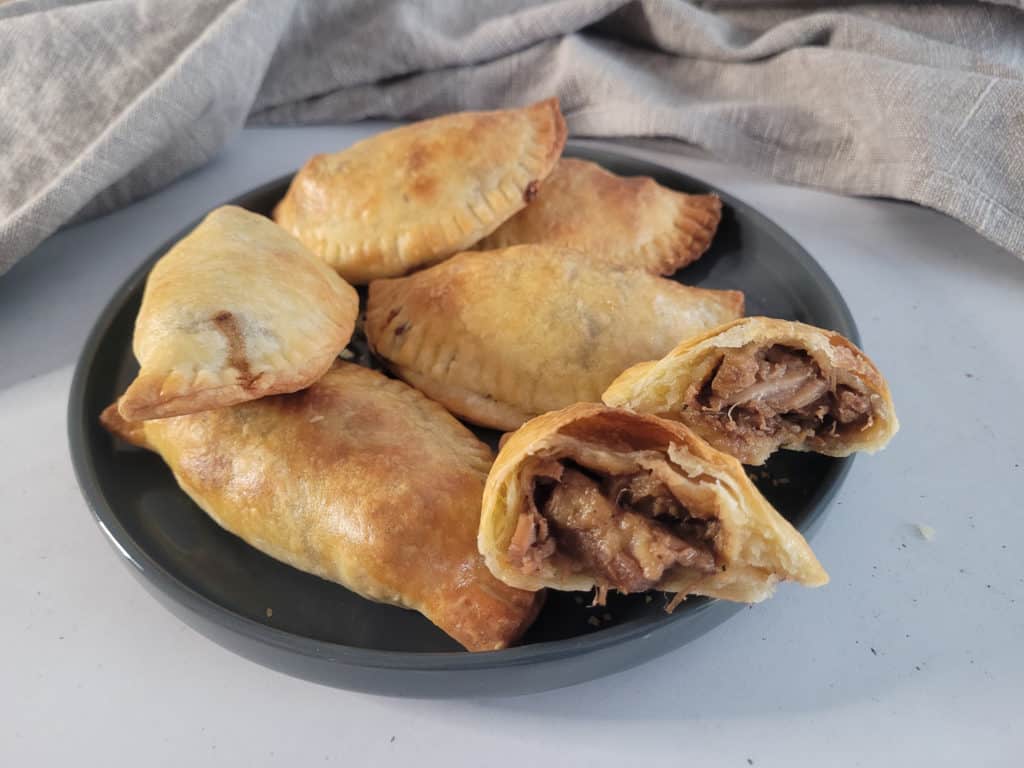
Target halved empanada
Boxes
[480,403,828,603]
[273,99,567,284]
[102,362,543,652]
[365,245,744,431]
[603,317,898,465]
[476,158,722,274]
[118,205,358,422]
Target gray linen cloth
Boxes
[2,0,1022,276]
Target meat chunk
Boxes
[695,344,872,451]
[681,342,884,463]
[835,386,872,423]
[506,458,563,574]
[507,509,555,574]
[603,472,680,520]
[710,346,822,414]
[542,469,715,592]
[710,347,759,401]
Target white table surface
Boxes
[2,125,1022,767]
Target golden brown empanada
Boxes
[476,158,722,274]
[479,403,828,604]
[118,205,358,422]
[365,245,744,431]
[102,363,543,652]
[273,99,567,284]
[603,317,898,465]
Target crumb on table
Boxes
[915,523,936,541]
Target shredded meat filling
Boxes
[507,464,717,592]
[692,344,873,453]
[605,473,681,519]
[506,459,562,574]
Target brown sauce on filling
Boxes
[693,344,872,446]
[507,462,717,593]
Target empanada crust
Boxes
[365,245,744,430]
[273,99,567,284]
[477,158,722,274]
[118,206,358,422]
[479,403,828,602]
[603,317,898,463]
[102,363,542,652]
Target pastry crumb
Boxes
[308,414,324,423]
[265,608,273,618]
[339,349,355,360]
[915,523,936,541]
[665,592,686,613]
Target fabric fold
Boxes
[2,0,1022,275]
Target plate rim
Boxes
[67,143,858,672]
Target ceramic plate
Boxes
[68,145,856,697]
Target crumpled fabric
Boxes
[2,0,1022,275]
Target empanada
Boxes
[118,205,358,422]
[603,317,898,465]
[365,245,744,431]
[479,403,828,603]
[102,363,543,652]
[476,158,722,274]
[273,99,567,284]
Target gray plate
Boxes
[68,145,857,697]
